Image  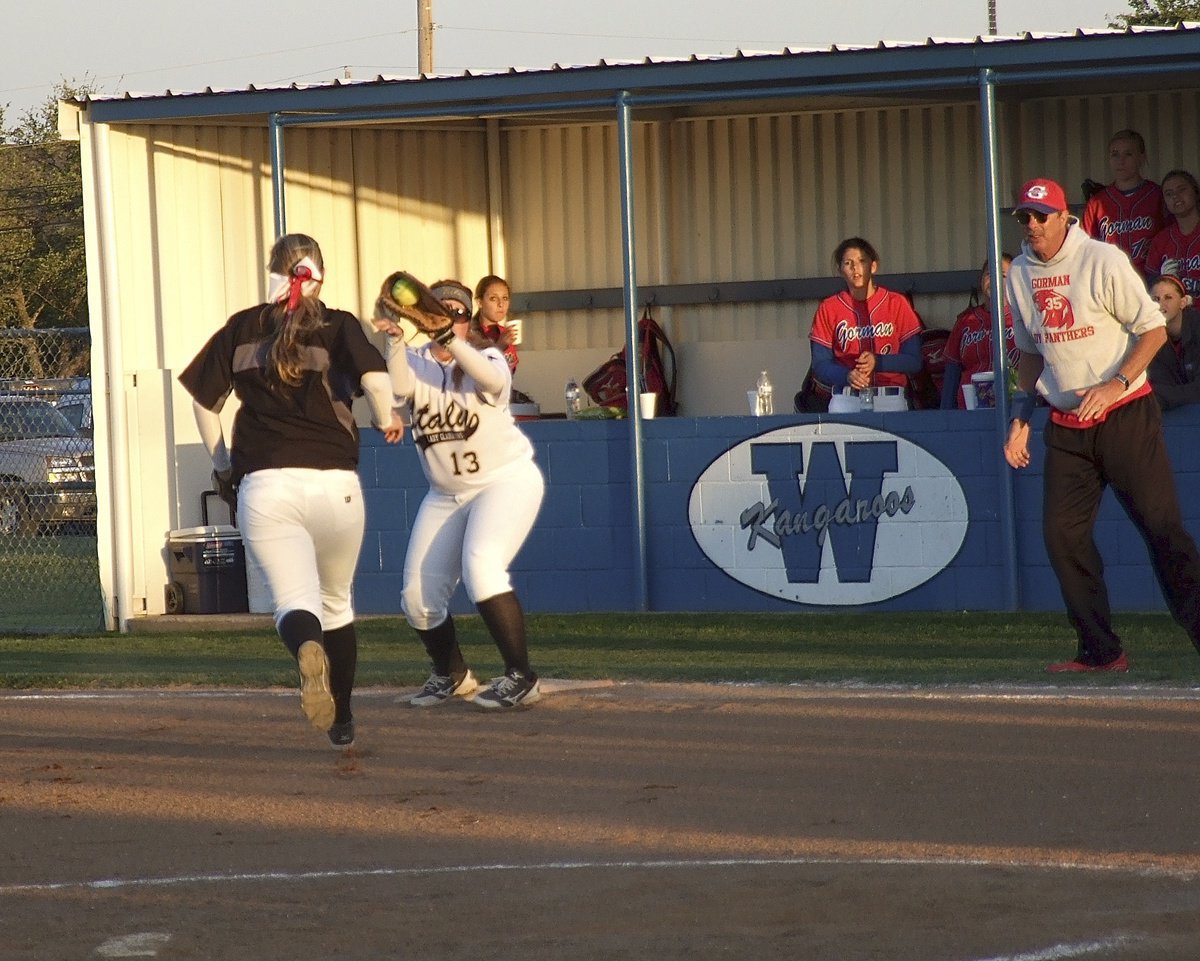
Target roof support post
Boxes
[978,67,1020,611]
[616,89,650,612]
[87,120,134,631]
[270,113,286,237]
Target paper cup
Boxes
[505,318,522,345]
[971,371,996,408]
[639,391,657,419]
[961,384,978,410]
[747,390,760,415]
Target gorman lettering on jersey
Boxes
[834,319,896,349]
[413,399,480,449]
[1097,215,1155,240]
[959,324,1016,352]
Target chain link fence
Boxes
[0,328,104,632]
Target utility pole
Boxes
[988,0,997,35]
[418,0,434,74]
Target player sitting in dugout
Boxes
[1147,273,1200,410]
[809,237,923,398]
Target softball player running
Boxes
[374,277,545,710]
[180,234,404,749]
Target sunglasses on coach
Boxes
[1015,210,1050,226]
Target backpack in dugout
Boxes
[583,308,678,415]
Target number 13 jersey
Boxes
[405,343,536,494]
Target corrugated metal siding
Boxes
[97,122,493,612]
[667,104,985,344]
[102,124,492,370]
[504,123,625,349]
[1011,89,1200,200]
[349,126,491,310]
[499,103,986,354]
[99,87,1200,424]
[499,87,1200,404]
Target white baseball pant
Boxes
[237,467,365,632]
[401,458,545,631]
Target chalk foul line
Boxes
[2,854,1198,896]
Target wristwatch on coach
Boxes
[1114,373,1130,389]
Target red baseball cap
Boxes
[1014,178,1068,215]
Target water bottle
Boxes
[756,370,774,416]
[564,377,581,420]
[859,384,874,411]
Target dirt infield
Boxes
[3,681,1199,960]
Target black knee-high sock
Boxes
[476,592,532,677]
[277,609,323,659]
[323,623,358,724]
[415,615,468,679]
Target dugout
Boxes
[62,24,1200,628]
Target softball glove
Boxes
[375,272,455,345]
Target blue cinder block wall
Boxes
[354,406,1200,615]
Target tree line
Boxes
[0,83,92,379]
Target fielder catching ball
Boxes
[374,273,545,709]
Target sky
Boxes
[2,0,1129,123]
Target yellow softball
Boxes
[391,277,420,306]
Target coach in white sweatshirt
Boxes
[1003,177,1200,673]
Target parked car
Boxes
[0,377,93,436]
[0,397,96,536]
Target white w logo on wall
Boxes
[688,424,968,605]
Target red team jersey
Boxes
[943,304,1018,409]
[809,287,923,388]
[1081,180,1168,276]
[1145,222,1200,298]
[481,321,519,372]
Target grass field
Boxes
[3,611,1199,689]
[0,532,104,633]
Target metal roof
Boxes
[71,22,1200,125]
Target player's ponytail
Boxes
[264,234,326,386]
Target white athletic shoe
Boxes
[408,669,479,707]
[297,641,335,732]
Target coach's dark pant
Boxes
[1042,395,1200,663]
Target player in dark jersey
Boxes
[179,234,404,750]
[1080,129,1168,277]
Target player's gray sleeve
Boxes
[191,399,232,472]
[445,339,507,395]
[360,371,399,429]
